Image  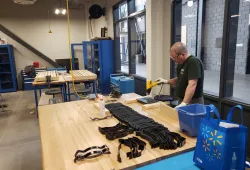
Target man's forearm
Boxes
[168,77,177,86]
[183,82,197,104]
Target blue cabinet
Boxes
[83,40,114,94]
[21,68,46,91]
[0,45,17,93]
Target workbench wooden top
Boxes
[64,70,97,82]
[32,75,66,86]
[38,94,196,170]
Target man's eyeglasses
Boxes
[170,53,181,60]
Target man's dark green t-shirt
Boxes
[175,55,204,99]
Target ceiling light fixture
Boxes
[187,0,194,7]
[55,0,66,15]
[55,9,60,14]
[55,8,67,15]
[62,9,67,15]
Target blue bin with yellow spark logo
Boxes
[177,104,213,137]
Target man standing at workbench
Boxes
[156,42,204,108]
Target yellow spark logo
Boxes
[209,130,223,146]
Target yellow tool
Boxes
[146,80,160,94]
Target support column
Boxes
[146,0,172,95]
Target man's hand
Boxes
[155,78,168,84]
[174,102,187,109]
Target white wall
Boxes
[146,0,172,95]
[0,0,87,89]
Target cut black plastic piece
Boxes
[117,137,146,163]
[99,123,134,140]
[106,103,186,150]
[74,145,111,163]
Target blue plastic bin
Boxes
[177,104,211,137]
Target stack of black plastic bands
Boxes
[105,103,186,150]
[99,123,134,140]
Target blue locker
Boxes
[0,45,17,93]
[83,40,115,94]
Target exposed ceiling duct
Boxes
[13,0,37,5]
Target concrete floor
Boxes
[0,91,42,170]
[204,70,250,103]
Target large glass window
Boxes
[120,21,129,73]
[224,0,250,103]
[202,0,225,96]
[129,15,146,77]
[171,0,198,78]
[114,2,128,21]
[114,0,146,77]
[115,20,129,73]
[181,0,198,55]
[129,0,146,14]
[119,3,128,19]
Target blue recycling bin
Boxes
[177,104,212,137]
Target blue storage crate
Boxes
[177,104,213,137]
[110,74,135,94]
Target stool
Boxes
[45,89,61,104]
[76,88,91,95]
[75,88,91,100]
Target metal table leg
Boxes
[60,86,63,96]
[68,82,71,101]
[34,86,38,117]
[63,83,67,102]
[93,80,97,94]
[60,86,64,102]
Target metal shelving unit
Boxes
[0,45,17,93]
[83,40,115,94]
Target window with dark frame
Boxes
[113,0,146,78]
[171,0,250,159]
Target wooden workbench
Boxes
[62,70,97,101]
[32,75,66,86]
[63,70,97,82]
[38,93,196,170]
[32,75,67,112]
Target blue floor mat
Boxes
[136,151,200,170]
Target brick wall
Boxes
[181,0,198,56]
[202,0,225,71]
[182,0,249,74]
[235,0,250,74]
